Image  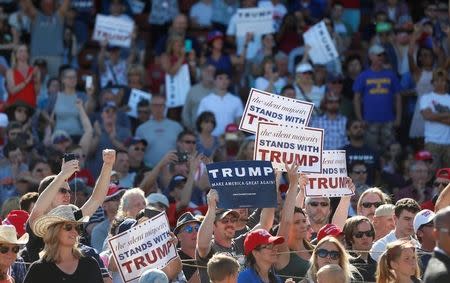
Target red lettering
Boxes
[156,243,169,258]
[308,156,319,166]
[121,260,133,273]
[133,256,147,270]
[270,151,281,163]
[318,178,327,189]
[144,250,158,264]
[248,113,258,125]
[258,149,270,159]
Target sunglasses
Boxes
[316,249,340,260]
[183,224,200,234]
[257,244,275,250]
[62,223,83,234]
[361,202,384,209]
[352,170,367,175]
[219,217,238,224]
[433,182,449,187]
[59,188,72,194]
[0,245,20,254]
[309,202,329,207]
[354,230,375,239]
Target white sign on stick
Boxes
[93,14,134,48]
[108,212,177,283]
[236,8,274,37]
[303,21,339,65]
[127,89,152,118]
[305,150,354,197]
[239,88,314,134]
[165,64,191,108]
[255,122,324,173]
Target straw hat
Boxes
[0,225,29,245]
[32,204,89,238]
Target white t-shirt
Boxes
[419,92,450,144]
[257,0,287,31]
[294,84,325,109]
[370,230,420,262]
[254,76,286,94]
[189,1,213,27]
[197,92,244,136]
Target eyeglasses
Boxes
[59,188,72,194]
[361,201,383,209]
[309,202,329,207]
[353,230,375,239]
[105,195,122,202]
[433,182,449,188]
[183,140,196,145]
[352,170,367,175]
[219,217,238,224]
[0,245,20,254]
[257,244,275,250]
[133,147,146,152]
[16,107,28,113]
[62,223,83,234]
[316,248,340,260]
[182,224,200,234]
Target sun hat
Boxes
[173,212,201,235]
[32,204,89,237]
[0,225,29,245]
[413,209,435,234]
[244,229,284,256]
[146,193,169,208]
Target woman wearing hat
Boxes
[5,44,40,108]
[0,225,28,283]
[24,205,103,283]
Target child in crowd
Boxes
[317,264,347,283]
[207,253,240,283]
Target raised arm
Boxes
[80,149,116,217]
[76,99,94,155]
[57,0,71,19]
[19,0,37,21]
[331,177,354,229]
[177,153,202,210]
[353,92,363,121]
[29,159,79,227]
[196,189,218,258]
[435,183,450,212]
[139,151,177,195]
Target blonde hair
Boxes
[166,33,184,55]
[307,236,358,283]
[357,187,390,215]
[207,253,240,282]
[376,239,420,283]
[317,264,348,283]
[42,222,82,263]
[10,44,29,68]
[117,188,146,218]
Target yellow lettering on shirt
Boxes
[366,78,391,95]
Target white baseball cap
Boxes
[295,63,313,73]
[368,44,385,55]
[147,193,169,208]
[0,113,8,128]
[413,209,435,234]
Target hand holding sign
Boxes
[285,162,300,189]
[207,189,219,209]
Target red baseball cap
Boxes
[436,168,450,180]
[2,210,29,237]
[244,229,284,256]
[104,183,125,202]
[317,224,343,242]
[414,150,433,161]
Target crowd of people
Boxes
[0,0,450,282]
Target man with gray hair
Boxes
[372,204,395,241]
[423,206,450,283]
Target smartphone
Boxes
[85,75,93,89]
[176,152,189,163]
[185,39,192,53]
[64,153,79,162]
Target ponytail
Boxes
[376,251,395,283]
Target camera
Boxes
[176,152,189,163]
[64,153,79,162]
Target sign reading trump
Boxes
[108,212,177,283]
[239,88,314,134]
[255,122,324,173]
[305,150,354,197]
[206,161,277,209]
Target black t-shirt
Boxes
[178,249,197,281]
[342,144,379,185]
[22,209,84,263]
[24,256,103,283]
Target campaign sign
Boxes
[239,88,314,134]
[165,64,191,108]
[236,8,274,37]
[303,21,339,65]
[127,89,152,118]
[108,212,177,283]
[305,150,354,197]
[206,161,277,209]
[255,122,324,173]
[93,14,134,48]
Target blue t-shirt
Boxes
[353,68,400,122]
[237,268,282,283]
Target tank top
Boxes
[7,66,36,107]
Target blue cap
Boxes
[102,101,117,112]
[139,268,169,283]
[117,218,137,234]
